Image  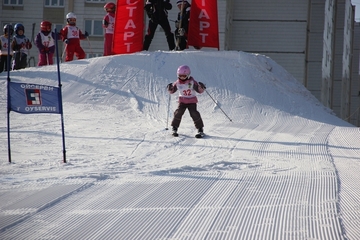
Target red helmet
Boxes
[104,2,116,12]
[40,21,52,31]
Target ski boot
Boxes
[172,127,179,137]
[195,128,204,138]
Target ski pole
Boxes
[86,37,94,56]
[62,44,67,62]
[165,93,171,130]
[205,89,233,122]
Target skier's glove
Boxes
[145,4,153,18]
[199,82,206,89]
[84,31,89,37]
[25,40,32,49]
[144,4,152,12]
[163,0,172,10]
[41,47,49,53]
[167,83,173,91]
[64,39,69,44]
[103,19,109,27]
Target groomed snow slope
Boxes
[1,51,360,239]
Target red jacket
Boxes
[60,25,86,44]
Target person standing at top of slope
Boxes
[11,23,32,70]
[60,12,89,62]
[0,24,14,73]
[35,21,57,66]
[102,2,116,56]
[167,65,206,137]
[174,0,191,50]
[143,0,175,51]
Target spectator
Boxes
[143,0,175,51]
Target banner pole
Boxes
[7,25,11,163]
[55,29,67,163]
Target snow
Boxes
[1,50,360,239]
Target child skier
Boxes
[35,21,56,66]
[175,0,191,50]
[60,12,89,62]
[167,65,206,138]
[12,23,32,70]
[0,24,14,73]
[102,2,116,56]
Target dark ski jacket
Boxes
[145,0,172,22]
[177,4,191,32]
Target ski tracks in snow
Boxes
[328,127,360,239]
[1,52,357,239]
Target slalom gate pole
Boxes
[55,29,67,163]
[166,93,171,130]
[7,25,12,163]
[204,89,233,122]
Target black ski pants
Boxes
[0,55,12,73]
[171,102,204,130]
[143,18,175,51]
[12,52,28,70]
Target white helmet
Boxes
[66,12,77,25]
[66,12,77,19]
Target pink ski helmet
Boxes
[177,65,191,80]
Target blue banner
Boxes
[9,82,62,114]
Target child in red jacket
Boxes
[167,65,206,137]
[60,12,89,62]
[103,2,116,56]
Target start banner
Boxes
[188,0,219,50]
[113,0,144,54]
